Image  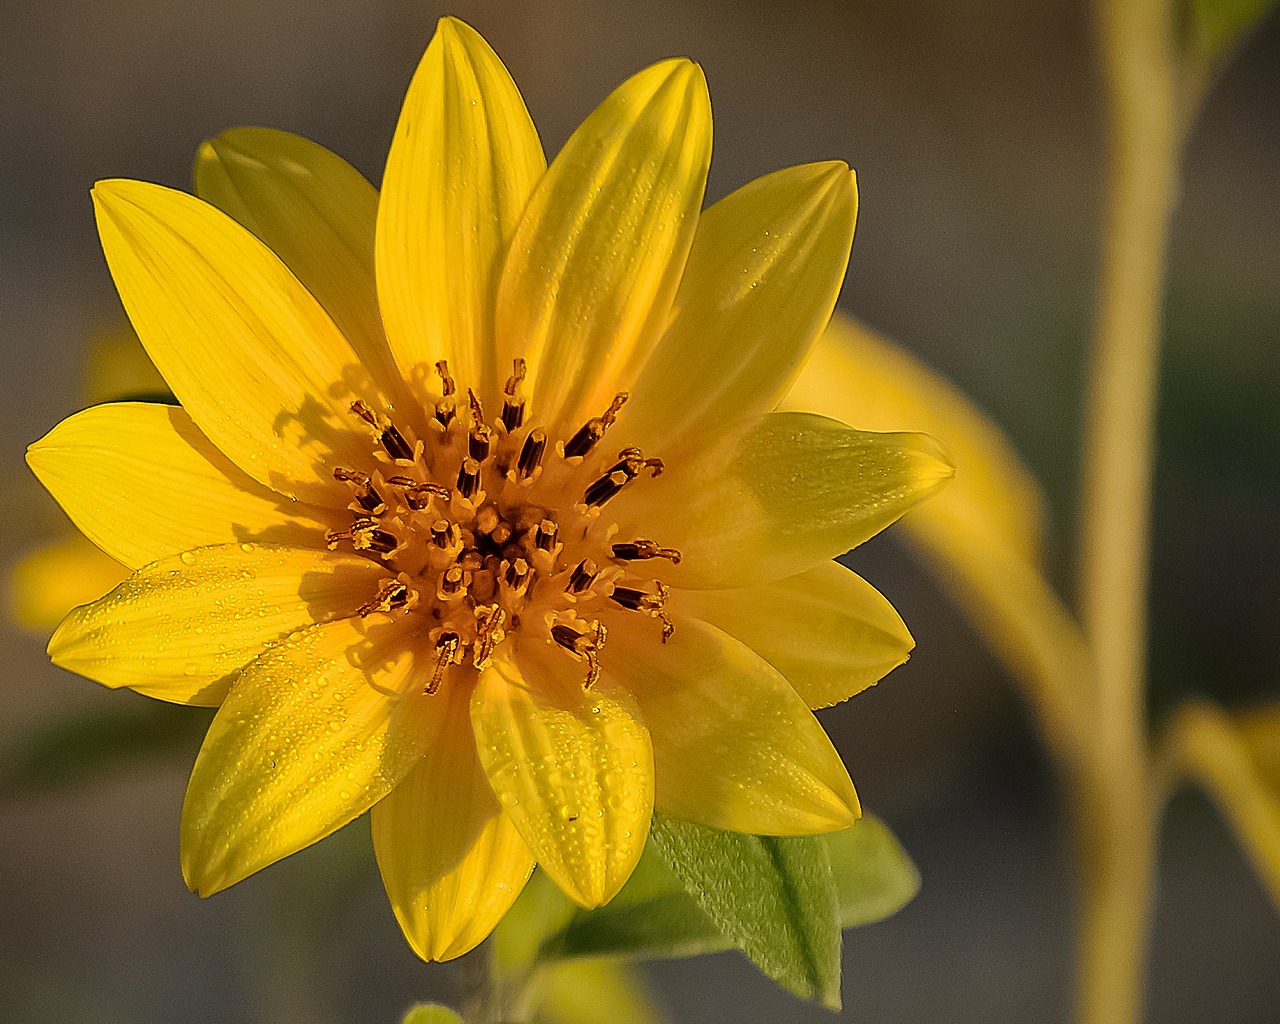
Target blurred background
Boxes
[1,0,1277,1020]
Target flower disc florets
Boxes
[330,360,678,693]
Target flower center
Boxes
[325,360,680,692]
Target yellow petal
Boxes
[781,314,1044,563]
[621,162,857,456]
[471,647,653,908]
[373,681,535,961]
[27,402,334,570]
[182,616,440,896]
[376,17,545,404]
[92,178,379,504]
[608,616,858,834]
[48,544,385,706]
[8,534,129,633]
[672,560,913,710]
[495,58,711,432]
[193,127,403,397]
[615,411,953,589]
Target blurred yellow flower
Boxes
[27,17,950,960]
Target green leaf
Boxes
[1182,0,1280,65]
[0,699,211,797]
[540,815,919,1001]
[401,1005,464,1024]
[826,814,921,927]
[537,960,666,1024]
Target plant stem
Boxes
[1074,0,1180,1021]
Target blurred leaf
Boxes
[401,1005,464,1024]
[542,816,917,1009]
[783,315,1092,756]
[1181,0,1279,67]
[0,699,210,797]
[8,533,129,633]
[492,866,581,978]
[1161,700,1280,910]
[537,960,665,1024]
[645,817,841,1008]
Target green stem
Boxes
[1074,0,1180,1021]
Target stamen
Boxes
[567,558,599,594]
[551,620,607,688]
[517,429,547,480]
[435,360,456,397]
[564,393,628,458]
[582,469,630,508]
[609,582,674,641]
[351,517,399,555]
[469,415,493,462]
[437,565,468,600]
[358,579,410,617]
[427,631,460,694]
[611,539,682,564]
[324,529,351,551]
[456,457,481,499]
[502,358,527,431]
[473,605,507,669]
[350,400,415,461]
[534,519,559,551]
[502,557,531,594]
[429,519,461,551]
[387,476,450,510]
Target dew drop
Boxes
[179,551,197,566]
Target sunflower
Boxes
[27,17,951,960]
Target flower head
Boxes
[27,18,951,960]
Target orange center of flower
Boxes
[325,359,679,692]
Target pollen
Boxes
[328,364,682,690]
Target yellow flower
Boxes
[26,18,951,960]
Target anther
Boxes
[437,565,468,601]
[428,632,460,694]
[358,579,410,617]
[473,605,507,670]
[387,476,450,510]
[469,422,493,463]
[564,393,629,458]
[534,519,559,551]
[429,519,461,550]
[501,358,527,432]
[351,518,399,555]
[456,457,481,499]
[551,620,607,688]
[503,557,531,593]
[609,582,674,641]
[611,539,683,564]
[324,529,351,551]
[333,469,386,514]
[517,429,547,480]
[567,558,599,594]
[582,469,630,508]
[435,360,456,397]
[351,400,415,461]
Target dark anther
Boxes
[352,518,398,555]
[469,422,493,463]
[473,605,507,669]
[503,557,530,590]
[550,620,606,688]
[501,358,527,431]
[582,469,630,508]
[334,467,385,514]
[564,393,629,458]
[534,519,559,551]
[567,558,599,594]
[609,586,648,611]
[429,519,460,550]
[387,476,450,510]
[428,632,460,694]
[350,400,415,461]
[611,539,682,564]
[551,623,585,650]
[437,565,466,599]
[517,429,547,479]
[456,457,481,499]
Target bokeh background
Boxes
[2,0,1278,1020]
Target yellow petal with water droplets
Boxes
[27,403,335,570]
[672,560,913,710]
[472,647,653,908]
[92,179,381,505]
[620,162,856,457]
[194,128,403,398]
[182,616,440,896]
[377,17,545,405]
[9,534,129,633]
[615,411,953,589]
[495,58,711,433]
[48,544,386,706]
[608,617,859,834]
[373,681,535,961]
[781,314,1044,563]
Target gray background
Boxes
[2,0,1278,1020]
